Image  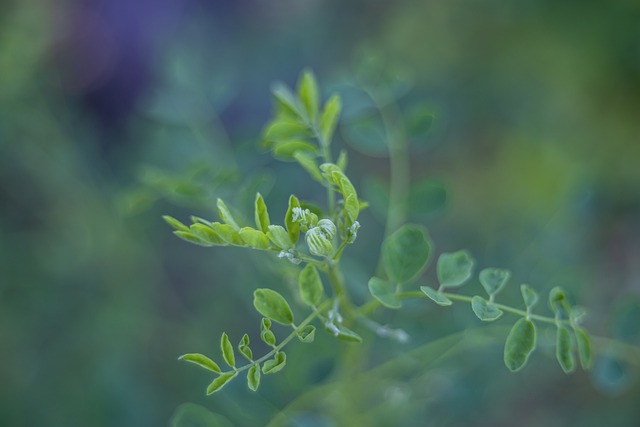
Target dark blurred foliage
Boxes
[1,0,639,426]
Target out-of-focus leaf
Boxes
[437,250,474,288]
[503,318,536,372]
[420,286,453,306]
[368,277,401,309]
[471,296,503,321]
[382,224,432,284]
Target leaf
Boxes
[437,250,474,288]
[575,327,593,370]
[520,284,539,309]
[382,224,432,284]
[319,163,359,227]
[173,231,212,247]
[549,286,569,315]
[406,106,435,143]
[267,225,293,250]
[220,332,235,368]
[320,94,341,143]
[253,288,295,325]
[336,149,348,172]
[239,227,271,250]
[254,193,270,233]
[178,353,221,373]
[343,116,389,157]
[503,318,537,372]
[420,286,453,306]
[556,325,576,373]
[298,70,319,120]
[298,265,324,307]
[237,333,253,361]
[262,120,309,149]
[190,224,228,246]
[261,329,276,347]
[206,372,236,395]
[297,325,316,343]
[368,277,401,309]
[271,82,302,119]
[273,140,317,160]
[407,179,447,219]
[293,151,323,182]
[211,223,245,246]
[324,323,363,343]
[479,268,511,296]
[247,365,261,392]
[262,352,287,374]
[216,199,239,230]
[471,296,503,321]
[163,215,190,232]
[284,195,301,244]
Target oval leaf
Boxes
[178,353,221,373]
[206,372,236,395]
[247,365,261,392]
[220,332,235,368]
[382,224,432,284]
[261,329,276,347]
[503,318,537,372]
[273,140,317,160]
[479,268,511,296]
[211,223,245,246]
[471,296,503,321]
[298,265,324,307]
[284,195,301,244]
[420,286,453,306]
[253,288,295,325]
[368,277,401,309]
[556,325,576,373]
[217,199,239,230]
[298,70,319,120]
[239,227,271,250]
[190,224,227,246]
[575,327,593,370]
[437,250,474,288]
[254,193,270,232]
[320,95,341,143]
[262,352,287,374]
[163,215,190,232]
[173,231,212,247]
[267,225,293,250]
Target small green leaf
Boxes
[173,231,212,247]
[261,318,272,331]
[336,149,348,172]
[271,83,302,119]
[298,70,319,120]
[420,286,453,306]
[549,286,569,315]
[220,332,235,368]
[503,318,537,372]
[471,296,503,321]
[247,365,261,392]
[479,268,511,296]
[437,250,474,288]
[382,224,433,284]
[211,223,245,246]
[262,352,287,374]
[262,120,309,149]
[284,195,301,244]
[407,179,447,219]
[368,277,401,309]
[239,227,271,250]
[217,199,239,230]
[325,323,363,343]
[298,265,324,307]
[206,372,236,395]
[254,193,270,233]
[190,224,227,246]
[319,163,359,227]
[297,325,316,343]
[320,94,341,143]
[406,107,435,143]
[293,151,323,182]
[575,327,593,370]
[520,284,539,309]
[253,288,295,325]
[556,325,576,373]
[261,329,276,347]
[273,140,317,160]
[163,215,190,232]
[178,353,221,373]
[238,334,253,361]
[267,225,293,250]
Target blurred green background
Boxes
[1,0,639,426]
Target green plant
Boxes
[165,69,638,405]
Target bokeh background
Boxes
[1,0,639,426]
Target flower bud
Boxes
[317,219,336,240]
[305,227,334,257]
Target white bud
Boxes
[317,219,336,240]
[305,227,333,257]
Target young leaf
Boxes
[298,70,319,121]
[267,225,293,250]
[262,352,287,374]
[520,284,539,309]
[297,325,316,343]
[239,227,271,250]
[217,199,239,230]
[503,318,537,372]
[163,215,190,232]
[262,120,309,149]
[437,250,474,288]
[271,82,302,119]
[261,318,272,331]
[549,286,569,315]
[336,149,348,172]
[206,372,237,395]
[479,268,510,296]
[319,163,359,227]
[556,325,576,373]
[420,286,453,306]
[320,94,341,143]
[284,195,301,244]
[298,264,324,307]
[254,193,270,233]
[178,353,221,373]
[220,332,235,368]
[273,140,318,160]
[253,288,295,325]
[173,231,212,247]
[575,327,593,370]
[190,224,227,246]
[261,329,276,347]
[293,151,324,182]
[471,296,503,321]
[247,364,261,392]
[238,334,253,361]
[211,223,245,246]
[368,277,401,309]
[382,224,432,284]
